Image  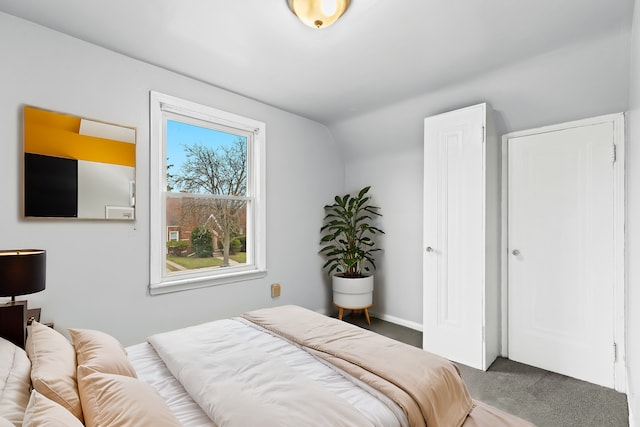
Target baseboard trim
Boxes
[627,376,635,427]
[316,306,423,333]
[369,311,423,332]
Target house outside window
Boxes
[150,92,266,294]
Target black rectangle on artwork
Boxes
[25,153,78,217]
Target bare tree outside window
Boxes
[166,124,248,271]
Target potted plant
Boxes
[320,186,384,317]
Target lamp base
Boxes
[0,300,27,348]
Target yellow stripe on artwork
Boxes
[23,106,135,167]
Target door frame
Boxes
[500,113,626,392]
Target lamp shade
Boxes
[0,250,46,298]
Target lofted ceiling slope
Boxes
[0,0,634,124]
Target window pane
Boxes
[166,195,248,274]
[166,120,248,196]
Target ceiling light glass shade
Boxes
[288,0,350,29]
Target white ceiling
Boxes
[0,0,634,124]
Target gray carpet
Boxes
[340,312,629,427]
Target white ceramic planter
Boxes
[332,274,374,308]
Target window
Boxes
[150,92,266,294]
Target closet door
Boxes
[423,103,498,371]
[507,118,619,388]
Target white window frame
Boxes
[149,91,266,295]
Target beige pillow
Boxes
[0,337,31,426]
[23,389,84,427]
[25,321,82,422]
[69,328,137,377]
[0,415,15,427]
[77,366,181,427]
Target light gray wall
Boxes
[333,29,631,328]
[626,2,640,424]
[0,12,344,345]
[344,150,423,329]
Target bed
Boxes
[0,305,535,426]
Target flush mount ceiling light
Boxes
[288,0,351,29]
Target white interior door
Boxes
[423,104,486,370]
[508,122,615,388]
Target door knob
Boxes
[512,249,520,256]
[426,246,434,253]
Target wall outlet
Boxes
[271,283,281,298]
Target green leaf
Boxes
[319,186,383,277]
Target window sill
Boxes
[149,268,267,295]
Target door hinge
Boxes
[612,145,617,163]
[613,342,618,362]
[481,126,485,143]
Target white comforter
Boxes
[146,318,407,427]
